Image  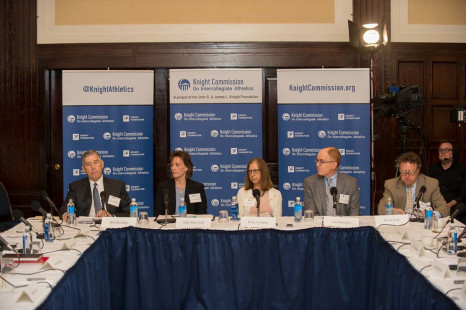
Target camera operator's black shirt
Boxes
[428,161,466,203]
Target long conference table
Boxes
[0,216,464,310]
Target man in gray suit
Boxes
[60,150,130,221]
[377,151,449,218]
[304,147,360,216]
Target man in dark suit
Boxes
[378,151,449,218]
[60,150,130,220]
[304,147,360,216]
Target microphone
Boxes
[330,187,338,213]
[12,209,44,238]
[449,204,466,223]
[156,188,176,224]
[0,235,16,252]
[414,186,427,209]
[41,191,60,215]
[163,188,169,212]
[252,189,261,217]
[30,200,47,216]
[100,191,108,213]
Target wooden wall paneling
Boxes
[154,69,169,187]
[432,62,458,99]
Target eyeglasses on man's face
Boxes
[400,170,418,176]
[438,148,453,154]
[315,159,335,165]
[247,169,261,175]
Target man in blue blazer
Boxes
[60,150,130,220]
[304,147,360,216]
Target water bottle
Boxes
[22,226,32,255]
[294,197,303,222]
[44,213,54,242]
[424,202,433,230]
[447,224,458,254]
[130,198,138,218]
[179,198,187,217]
[67,199,76,225]
[231,196,239,220]
[385,197,394,215]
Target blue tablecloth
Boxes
[38,226,458,310]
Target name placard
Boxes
[410,238,425,257]
[374,214,410,227]
[431,259,451,278]
[16,284,40,303]
[101,217,137,229]
[323,217,359,228]
[240,217,276,229]
[176,217,212,229]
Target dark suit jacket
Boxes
[155,178,207,217]
[377,173,449,217]
[60,177,130,217]
[304,172,360,216]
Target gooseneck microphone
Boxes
[156,188,175,224]
[253,189,261,217]
[100,191,108,214]
[330,187,338,215]
[30,200,47,216]
[0,235,16,252]
[414,186,427,210]
[41,191,60,216]
[449,204,466,223]
[12,209,44,239]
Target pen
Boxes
[27,277,46,281]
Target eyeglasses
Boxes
[247,169,261,175]
[400,170,417,176]
[315,159,335,165]
[438,148,453,154]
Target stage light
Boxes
[348,20,387,50]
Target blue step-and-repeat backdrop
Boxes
[277,69,370,216]
[170,69,263,214]
[62,70,154,215]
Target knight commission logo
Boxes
[231,182,238,189]
[174,113,183,121]
[103,132,112,140]
[318,130,327,138]
[67,115,76,123]
[210,130,219,138]
[283,182,291,190]
[68,151,76,159]
[211,199,220,207]
[103,167,112,175]
[282,148,291,156]
[178,79,191,91]
[73,169,80,176]
[282,113,290,121]
[175,147,183,151]
[211,164,219,172]
[339,149,346,155]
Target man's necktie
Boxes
[94,183,102,214]
[325,178,333,216]
[406,186,413,212]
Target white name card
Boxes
[16,284,40,303]
[431,259,451,278]
[323,216,359,228]
[410,238,425,257]
[40,256,63,270]
[60,240,76,251]
[240,217,276,229]
[101,217,137,229]
[374,214,410,227]
[176,217,212,229]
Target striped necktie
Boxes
[94,183,102,214]
[406,186,413,213]
[325,178,333,216]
